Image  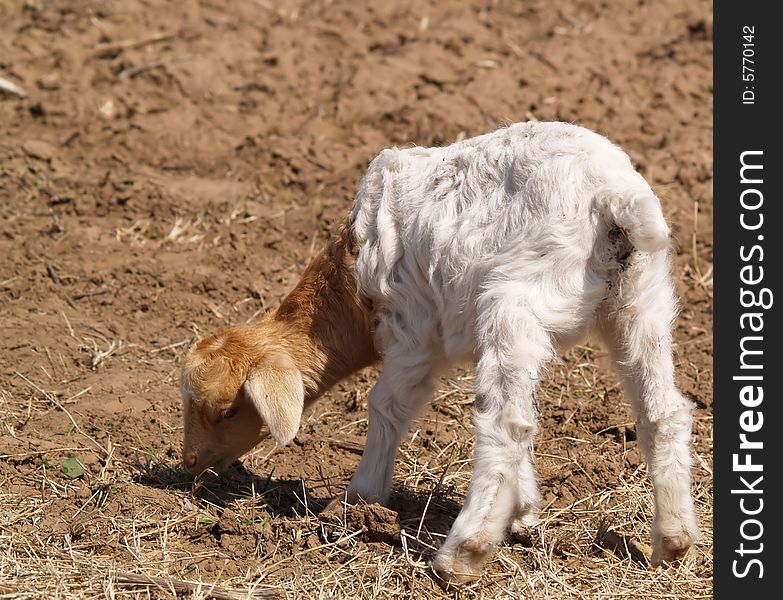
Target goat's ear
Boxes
[243,362,304,446]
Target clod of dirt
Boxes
[593,519,651,566]
[350,504,401,545]
[218,507,241,535]
[321,503,401,545]
[624,447,642,467]
[37,74,60,90]
[22,140,55,161]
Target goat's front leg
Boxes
[339,355,439,505]
[433,309,549,584]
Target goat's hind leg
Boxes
[433,301,550,584]
[598,251,701,564]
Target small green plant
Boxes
[62,457,86,479]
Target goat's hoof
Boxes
[431,538,495,586]
[651,532,695,565]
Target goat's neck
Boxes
[271,224,378,402]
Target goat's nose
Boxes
[183,451,198,469]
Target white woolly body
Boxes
[345,121,699,580]
[352,121,667,363]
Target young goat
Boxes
[180,121,700,583]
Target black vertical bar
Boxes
[714,2,781,597]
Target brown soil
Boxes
[1,0,712,598]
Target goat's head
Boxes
[179,326,304,477]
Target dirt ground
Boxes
[0,0,712,598]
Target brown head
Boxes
[179,325,305,476]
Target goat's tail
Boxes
[594,182,671,253]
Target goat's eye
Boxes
[219,407,238,420]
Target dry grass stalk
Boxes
[114,571,281,599]
[93,33,176,58]
[0,76,26,98]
